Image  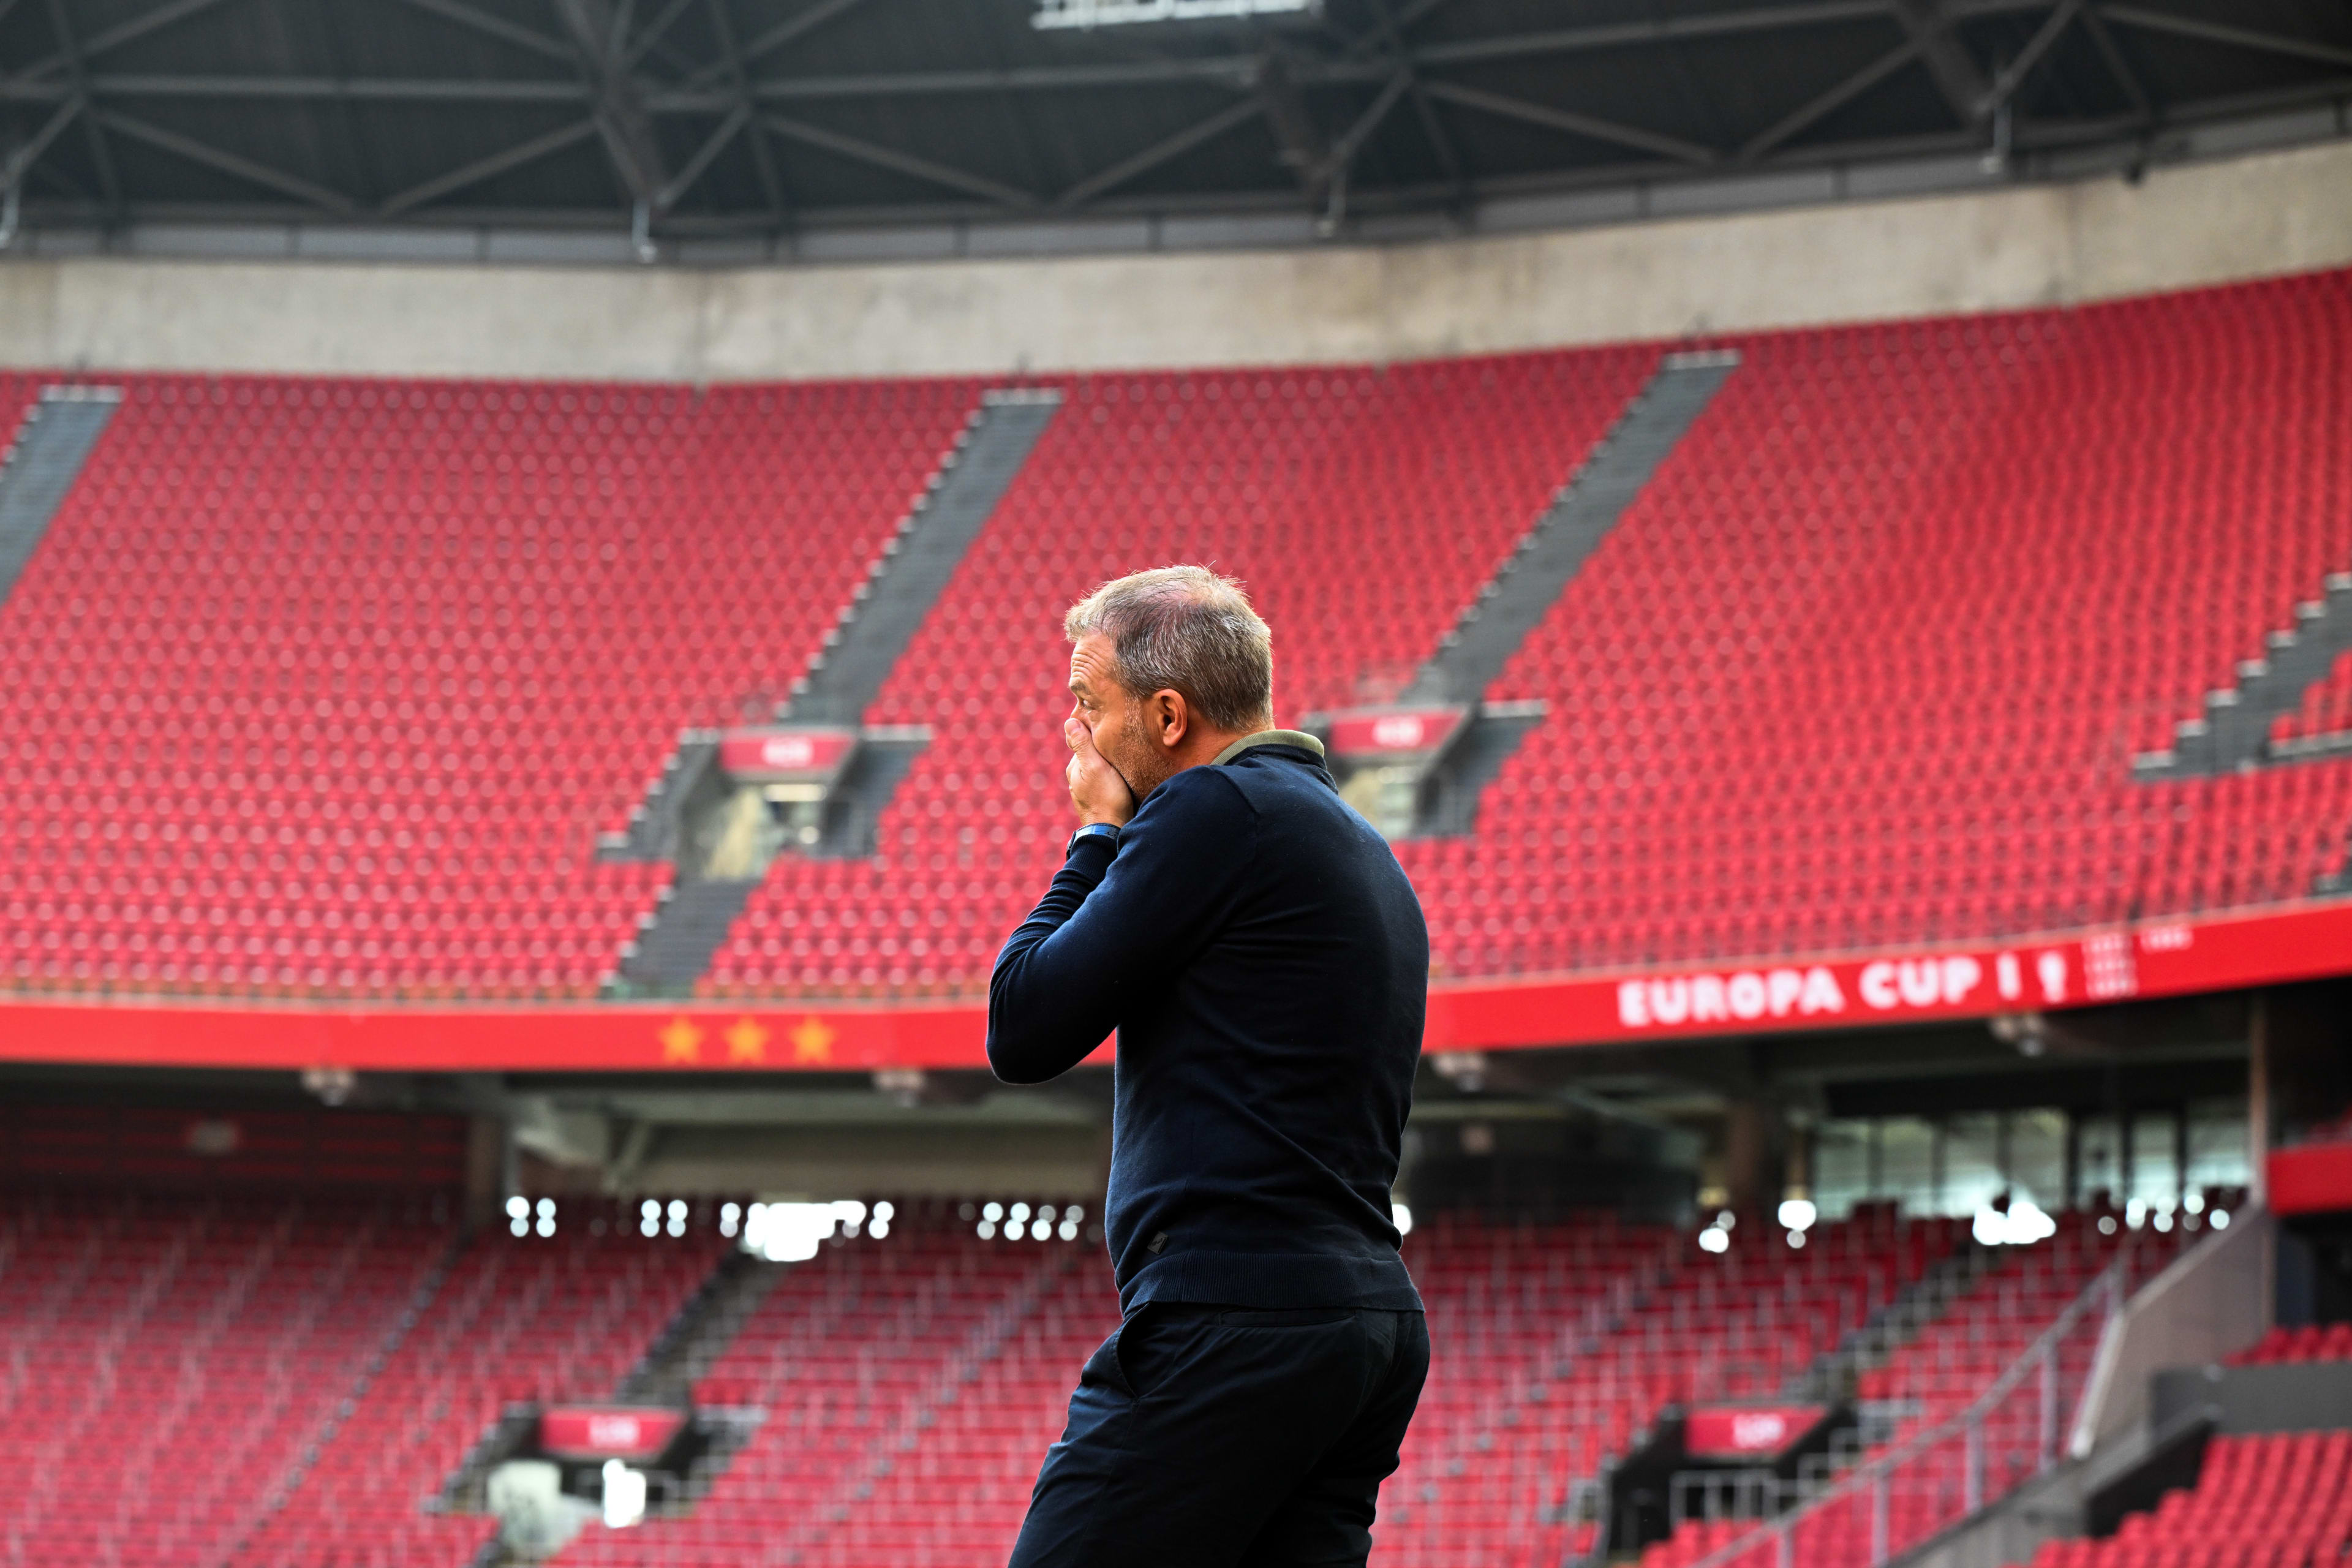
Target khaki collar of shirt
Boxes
[1212,728,1329,766]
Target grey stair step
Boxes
[783,390,1062,726]
[606,876,761,998]
[2136,571,2352,780]
[1403,352,1736,708]
[0,387,122,606]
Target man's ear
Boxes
[1152,689,1189,750]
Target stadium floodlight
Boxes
[1971,1197,2057,1247]
[742,1200,867,1262]
[1776,1197,1817,1232]
[1697,1224,1730,1254]
[600,1461,647,1530]
[1033,0,1314,28]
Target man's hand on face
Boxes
[1066,715,1137,829]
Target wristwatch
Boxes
[1067,822,1122,857]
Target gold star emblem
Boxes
[659,1017,703,1064]
[790,1015,836,1064]
[726,1017,769,1064]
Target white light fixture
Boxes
[600,1460,647,1530]
[742,1200,867,1262]
[1392,1203,1414,1237]
[1033,0,1313,28]
[1973,1198,2059,1247]
[1698,1226,1730,1254]
[1777,1198,1817,1232]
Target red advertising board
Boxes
[1684,1404,1827,1461]
[718,726,858,780]
[2269,1142,2352,1217]
[0,895,2348,1071]
[1324,707,1468,759]
[539,1406,687,1463]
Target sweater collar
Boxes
[1212,728,1329,766]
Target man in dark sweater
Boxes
[990,565,1429,1567]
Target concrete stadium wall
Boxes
[2,140,2348,382]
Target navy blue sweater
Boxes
[988,733,1426,1314]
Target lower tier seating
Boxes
[0,1188,451,1568]
[2016,1433,2352,1568]
[2230,1322,2352,1364]
[1640,1207,2192,1568]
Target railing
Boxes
[1675,1264,2124,1568]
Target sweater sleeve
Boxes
[986,769,1256,1085]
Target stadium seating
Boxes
[1640,1207,2189,1568]
[233,1203,728,1568]
[0,376,976,999]
[0,1188,450,1568]
[1,270,2348,1002]
[538,1204,1962,1568]
[2013,1432,2352,1568]
[2230,1322,2352,1363]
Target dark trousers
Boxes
[1006,1302,1430,1568]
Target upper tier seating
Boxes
[2015,1432,2352,1568]
[0,377,976,999]
[2,271,2348,1002]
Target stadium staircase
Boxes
[0,386,119,608]
[1636,1205,2193,1568]
[1348,349,1740,839]
[2135,570,2352,778]
[603,389,1061,997]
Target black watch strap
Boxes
[1068,823,1122,856]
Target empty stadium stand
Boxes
[3,270,2346,1007]
[1638,1206,2192,1568]
[2011,1432,2352,1568]
[2229,1322,2352,1363]
[0,1188,453,1568]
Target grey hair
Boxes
[1065,565,1275,733]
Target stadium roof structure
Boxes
[0,0,2348,263]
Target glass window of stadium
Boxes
[1809,1099,2247,1224]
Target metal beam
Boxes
[0,76,590,104]
[1054,95,1262,210]
[40,0,122,217]
[682,0,871,89]
[703,0,788,224]
[1978,0,2081,117]
[1740,37,1926,159]
[2079,5,2154,121]
[93,108,357,213]
[0,91,83,194]
[1422,79,1719,165]
[760,112,1038,209]
[655,98,747,208]
[2097,5,2352,73]
[12,0,236,81]
[378,117,599,214]
[1318,68,1412,204]
[1366,0,1466,213]
[390,0,576,63]
[1412,1,1898,67]
[553,0,672,209]
[1889,0,1992,124]
[621,0,699,69]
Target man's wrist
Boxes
[1067,822,1122,856]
